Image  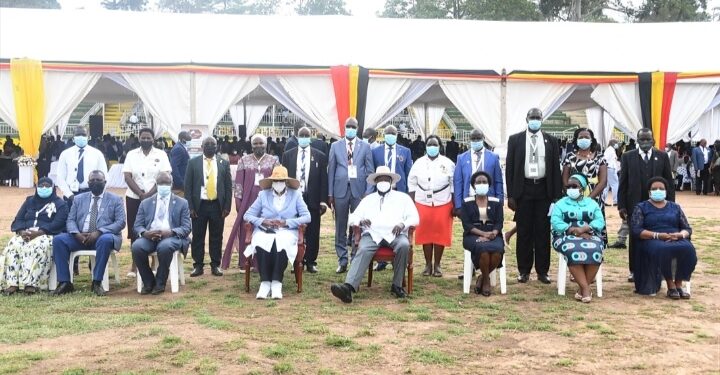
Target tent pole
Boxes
[424,102,429,138]
[190,72,197,130]
[500,68,507,144]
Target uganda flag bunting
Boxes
[638,72,678,147]
[331,65,369,136]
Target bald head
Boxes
[526,108,543,120]
[178,131,191,143]
[345,117,358,127]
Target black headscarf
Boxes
[31,177,58,208]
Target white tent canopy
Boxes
[2,8,720,72]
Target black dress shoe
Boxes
[140,286,153,295]
[3,286,18,295]
[390,284,407,299]
[374,262,388,271]
[517,273,530,283]
[306,264,318,273]
[211,266,223,276]
[151,286,166,295]
[538,274,551,284]
[190,267,204,277]
[627,273,634,282]
[335,265,347,274]
[52,282,74,296]
[330,283,353,303]
[92,281,107,296]
[609,242,627,249]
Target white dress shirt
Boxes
[701,146,710,164]
[122,147,172,199]
[473,149,486,172]
[273,190,287,211]
[603,147,618,170]
[383,144,397,173]
[82,193,104,232]
[639,148,653,161]
[296,146,312,193]
[350,190,419,244]
[524,130,546,178]
[148,195,171,231]
[408,155,455,207]
[201,156,218,200]
[56,145,108,197]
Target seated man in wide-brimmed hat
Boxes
[330,166,419,303]
[243,166,311,300]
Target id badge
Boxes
[348,165,358,179]
[528,165,539,178]
[70,180,79,192]
[254,172,263,186]
[426,192,433,201]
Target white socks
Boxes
[271,281,283,300]
[256,281,271,299]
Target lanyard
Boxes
[33,203,53,227]
[474,151,485,172]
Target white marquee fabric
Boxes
[0,71,15,128]
[277,75,339,137]
[229,101,273,136]
[666,83,720,144]
[591,83,644,139]
[440,80,501,146]
[195,74,259,135]
[585,107,617,147]
[691,107,720,142]
[375,80,436,129]
[408,103,445,139]
[505,81,577,137]
[363,78,413,130]
[2,9,720,72]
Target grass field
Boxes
[0,187,717,374]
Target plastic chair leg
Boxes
[557,255,567,296]
[499,257,507,295]
[169,252,179,293]
[463,250,472,294]
[596,264,603,297]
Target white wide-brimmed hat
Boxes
[366,165,400,185]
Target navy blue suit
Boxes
[170,143,189,191]
[371,143,413,193]
[453,149,504,209]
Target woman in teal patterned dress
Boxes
[551,174,605,303]
[1,177,68,295]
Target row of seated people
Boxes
[0,167,697,302]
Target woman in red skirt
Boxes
[407,135,456,277]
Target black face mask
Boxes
[253,146,265,156]
[203,145,217,157]
[89,181,106,196]
[140,140,154,150]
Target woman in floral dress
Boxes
[1,177,68,294]
[562,128,608,243]
[221,134,280,270]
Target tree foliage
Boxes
[0,0,60,8]
[157,0,279,14]
[381,0,542,20]
[633,0,709,22]
[101,0,148,11]
[293,0,351,15]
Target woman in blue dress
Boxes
[551,174,605,303]
[631,176,696,299]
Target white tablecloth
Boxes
[107,164,127,188]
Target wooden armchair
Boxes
[352,225,415,294]
[243,222,307,293]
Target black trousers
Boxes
[256,242,288,282]
[191,200,224,268]
[304,207,321,266]
[515,181,551,275]
[696,165,710,194]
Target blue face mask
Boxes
[470,141,484,152]
[650,189,666,202]
[528,119,542,132]
[384,134,397,146]
[74,136,88,148]
[157,185,172,198]
[426,146,440,157]
[37,186,53,198]
[567,188,581,200]
[474,183,489,196]
[345,128,357,139]
[298,137,311,148]
[577,138,592,150]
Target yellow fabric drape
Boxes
[10,58,45,157]
[650,72,664,147]
[348,65,360,117]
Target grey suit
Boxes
[131,193,192,289]
[52,191,126,283]
[328,137,374,266]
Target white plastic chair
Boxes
[48,250,120,292]
[136,251,186,294]
[463,252,507,294]
[557,255,603,297]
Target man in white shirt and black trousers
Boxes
[330,166,419,302]
[56,126,108,205]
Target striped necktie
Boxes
[300,148,306,183]
[387,145,393,171]
[88,196,99,232]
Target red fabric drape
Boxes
[659,73,678,147]
[331,65,350,136]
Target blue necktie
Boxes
[77,148,85,184]
[387,146,393,171]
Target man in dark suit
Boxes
[185,137,233,277]
[282,126,329,273]
[445,135,460,163]
[691,139,711,195]
[131,172,192,294]
[284,122,328,155]
[371,125,413,193]
[170,131,191,196]
[618,128,674,282]
[506,108,562,285]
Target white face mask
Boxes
[376,181,391,193]
[272,181,286,194]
